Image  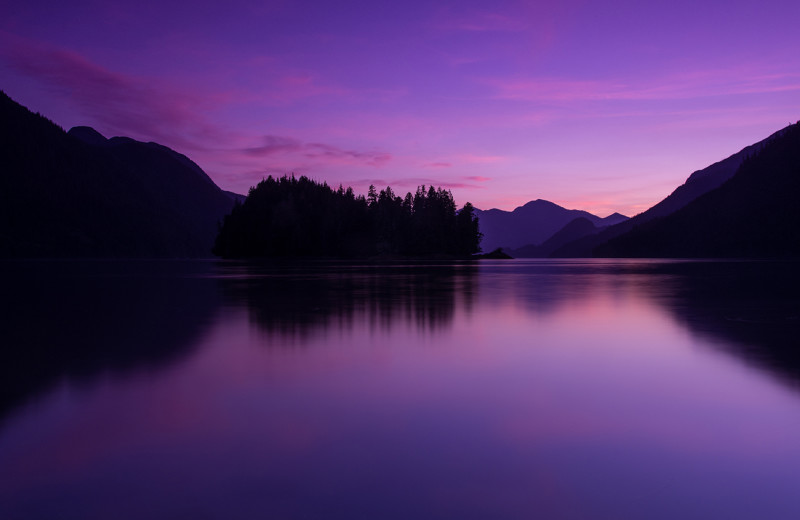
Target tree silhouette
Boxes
[212,175,482,258]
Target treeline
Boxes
[212,175,482,258]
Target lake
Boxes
[1,259,799,519]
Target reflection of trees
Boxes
[5,257,795,431]
[219,261,477,342]
[0,261,221,423]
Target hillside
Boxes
[596,122,800,258]
[505,217,598,258]
[550,123,796,257]
[0,91,237,257]
[476,200,627,252]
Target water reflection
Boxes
[3,259,800,426]
[647,261,800,389]
[218,261,478,341]
[2,259,800,520]
[478,259,800,388]
[0,260,221,423]
[3,259,799,426]
[476,259,674,316]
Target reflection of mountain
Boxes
[0,261,221,423]
[648,261,800,389]
[219,262,477,340]
[477,260,800,390]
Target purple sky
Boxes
[2,0,799,216]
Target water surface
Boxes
[1,259,799,519]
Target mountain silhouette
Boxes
[550,123,797,257]
[598,212,629,226]
[506,217,598,257]
[0,91,239,257]
[596,121,800,257]
[475,199,627,252]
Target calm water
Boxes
[1,259,800,519]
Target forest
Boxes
[212,175,482,258]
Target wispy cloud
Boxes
[424,162,452,168]
[0,31,229,150]
[304,143,391,166]
[242,135,303,156]
[485,68,800,103]
[346,176,488,192]
[0,31,396,190]
[458,154,508,164]
[434,10,529,33]
[0,31,365,148]
[261,73,351,104]
[243,135,391,167]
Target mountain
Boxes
[506,217,599,258]
[642,129,788,220]
[598,212,629,227]
[550,124,796,257]
[507,212,630,258]
[475,199,627,252]
[595,121,800,258]
[0,91,239,257]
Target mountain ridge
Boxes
[505,217,599,258]
[549,123,797,257]
[0,91,238,257]
[4,89,797,260]
[475,199,628,252]
[595,121,800,257]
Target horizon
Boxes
[2,0,799,216]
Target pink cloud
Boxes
[434,11,529,33]
[230,67,404,107]
[425,162,452,168]
[243,135,391,167]
[345,176,487,193]
[0,32,396,193]
[485,77,625,102]
[264,73,351,104]
[485,68,800,103]
[243,135,304,156]
[0,31,230,151]
[391,177,487,191]
[304,142,391,166]
[458,154,507,164]
[0,32,374,153]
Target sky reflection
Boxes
[1,260,799,519]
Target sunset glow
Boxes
[2,0,799,216]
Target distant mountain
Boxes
[598,212,629,227]
[595,121,800,258]
[475,199,628,252]
[506,217,598,258]
[0,91,239,257]
[550,124,796,257]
